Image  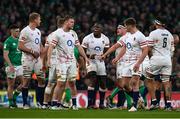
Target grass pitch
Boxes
[0,108,180,118]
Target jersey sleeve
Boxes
[138,34,147,48]
[81,36,89,48]
[148,32,155,46]
[117,36,126,47]
[45,34,53,47]
[104,36,110,48]
[3,40,10,51]
[19,29,28,42]
[50,33,58,47]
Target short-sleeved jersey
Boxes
[118,31,147,61]
[148,29,174,58]
[19,26,41,59]
[82,33,110,56]
[51,28,80,62]
[45,33,57,59]
[3,36,22,66]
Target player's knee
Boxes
[161,75,170,83]
[45,86,53,94]
[87,71,97,79]
[37,72,45,80]
[8,83,14,90]
[98,75,107,88]
[23,70,32,79]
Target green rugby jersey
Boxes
[3,36,22,66]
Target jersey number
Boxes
[162,37,167,48]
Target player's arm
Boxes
[3,42,15,72]
[18,38,39,58]
[137,46,148,65]
[112,45,126,64]
[47,44,54,67]
[103,37,110,54]
[40,43,47,71]
[101,42,121,59]
[76,44,89,64]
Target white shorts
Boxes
[116,61,124,79]
[122,61,142,77]
[22,57,44,78]
[146,56,172,76]
[86,59,106,75]
[56,61,77,82]
[5,65,23,79]
[141,60,150,76]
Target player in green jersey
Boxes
[3,24,23,108]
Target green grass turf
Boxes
[0,108,179,118]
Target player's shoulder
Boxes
[20,26,29,33]
[35,28,41,34]
[101,33,109,40]
[53,28,61,35]
[70,29,77,34]
[83,33,93,40]
[150,29,159,35]
[136,30,145,37]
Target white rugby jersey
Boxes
[51,28,80,62]
[117,31,147,61]
[19,25,41,59]
[45,33,57,59]
[115,35,127,62]
[143,37,151,62]
[82,33,110,56]
[148,29,174,57]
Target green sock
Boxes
[8,99,13,106]
[109,87,120,99]
[125,92,132,108]
[13,90,21,101]
[65,88,71,103]
[139,85,147,106]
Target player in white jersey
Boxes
[101,18,148,111]
[106,25,127,109]
[48,15,89,110]
[146,20,174,110]
[81,23,110,109]
[42,33,57,108]
[18,13,45,109]
[42,17,65,109]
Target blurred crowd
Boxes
[0,0,180,90]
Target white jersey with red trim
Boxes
[45,32,57,59]
[115,35,127,62]
[51,28,79,63]
[117,31,147,61]
[81,33,110,56]
[148,29,174,58]
[19,26,41,60]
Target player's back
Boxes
[149,29,173,58]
